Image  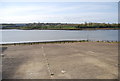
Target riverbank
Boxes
[2,42,118,79]
[1,40,119,46]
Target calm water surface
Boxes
[0,30,118,44]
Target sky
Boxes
[0,1,118,24]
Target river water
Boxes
[0,30,118,44]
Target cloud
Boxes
[0,2,116,15]
[0,2,118,23]
[0,4,79,16]
[0,0,119,2]
[0,12,117,23]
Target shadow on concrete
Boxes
[2,46,31,79]
[2,56,30,79]
[2,58,27,79]
[0,47,8,54]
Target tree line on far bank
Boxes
[1,22,119,30]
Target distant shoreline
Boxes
[1,28,119,30]
[1,23,119,30]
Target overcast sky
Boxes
[0,1,118,23]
